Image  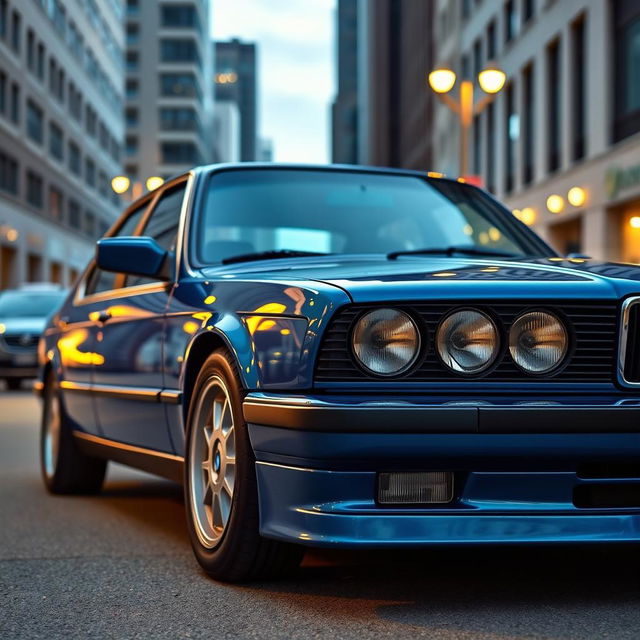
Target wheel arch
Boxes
[181,330,242,424]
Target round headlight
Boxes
[352,309,420,376]
[436,309,499,374]
[509,311,568,374]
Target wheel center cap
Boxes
[213,449,221,474]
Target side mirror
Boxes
[96,236,169,280]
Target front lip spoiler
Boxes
[243,393,640,434]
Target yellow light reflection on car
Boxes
[57,329,105,366]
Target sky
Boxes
[211,0,335,164]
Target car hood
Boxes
[0,316,48,334]
[202,256,640,303]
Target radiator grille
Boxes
[623,300,640,382]
[315,300,618,383]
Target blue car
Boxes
[37,164,640,581]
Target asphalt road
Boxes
[3,390,640,639]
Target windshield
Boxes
[0,291,65,318]
[195,169,547,264]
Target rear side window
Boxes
[84,201,149,296]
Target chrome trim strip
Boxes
[160,389,182,404]
[59,381,182,403]
[74,431,184,462]
[618,296,640,388]
[60,381,160,401]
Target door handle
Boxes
[90,309,112,324]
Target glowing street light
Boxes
[546,194,565,214]
[428,62,507,176]
[428,69,457,94]
[567,186,587,207]
[146,176,164,191]
[478,67,506,94]
[111,175,130,194]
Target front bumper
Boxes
[245,393,640,547]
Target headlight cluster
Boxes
[352,309,420,376]
[351,307,569,377]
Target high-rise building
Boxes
[215,39,258,162]
[124,0,214,187]
[332,0,358,164]
[0,0,125,287]
[354,0,435,170]
[214,100,240,163]
[436,0,640,262]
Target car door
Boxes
[57,201,151,437]
[91,178,188,453]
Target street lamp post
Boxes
[428,64,506,177]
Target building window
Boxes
[36,42,45,80]
[547,38,561,173]
[68,141,81,174]
[523,0,535,25]
[27,29,34,72]
[0,151,18,195]
[49,121,64,160]
[126,79,138,98]
[85,105,97,137]
[68,199,81,229]
[85,158,96,188]
[487,20,497,59]
[126,22,139,45]
[84,211,95,237]
[160,38,201,65]
[125,135,138,155]
[473,113,482,175]
[125,164,138,179]
[473,38,482,77]
[159,72,201,98]
[127,0,139,16]
[462,0,472,20]
[26,100,44,145]
[126,51,138,70]
[68,82,82,121]
[0,0,6,39]
[522,62,535,185]
[125,107,138,127]
[504,0,517,43]
[10,10,20,53]
[159,107,198,131]
[49,57,57,95]
[486,102,496,193]
[613,0,640,142]
[161,141,201,164]
[49,186,64,222]
[504,82,517,193]
[571,14,587,160]
[57,68,65,102]
[26,170,43,209]
[461,54,470,80]
[110,138,121,162]
[98,171,108,197]
[10,82,19,124]
[99,123,109,150]
[0,71,5,115]
[161,4,201,30]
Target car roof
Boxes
[191,162,474,188]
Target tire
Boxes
[6,378,22,391]
[40,370,107,494]
[184,348,303,582]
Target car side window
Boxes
[84,202,148,296]
[125,183,187,288]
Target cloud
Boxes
[211,0,335,162]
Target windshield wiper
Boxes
[221,249,331,265]
[387,246,520,260]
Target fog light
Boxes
[378,471,454,504]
